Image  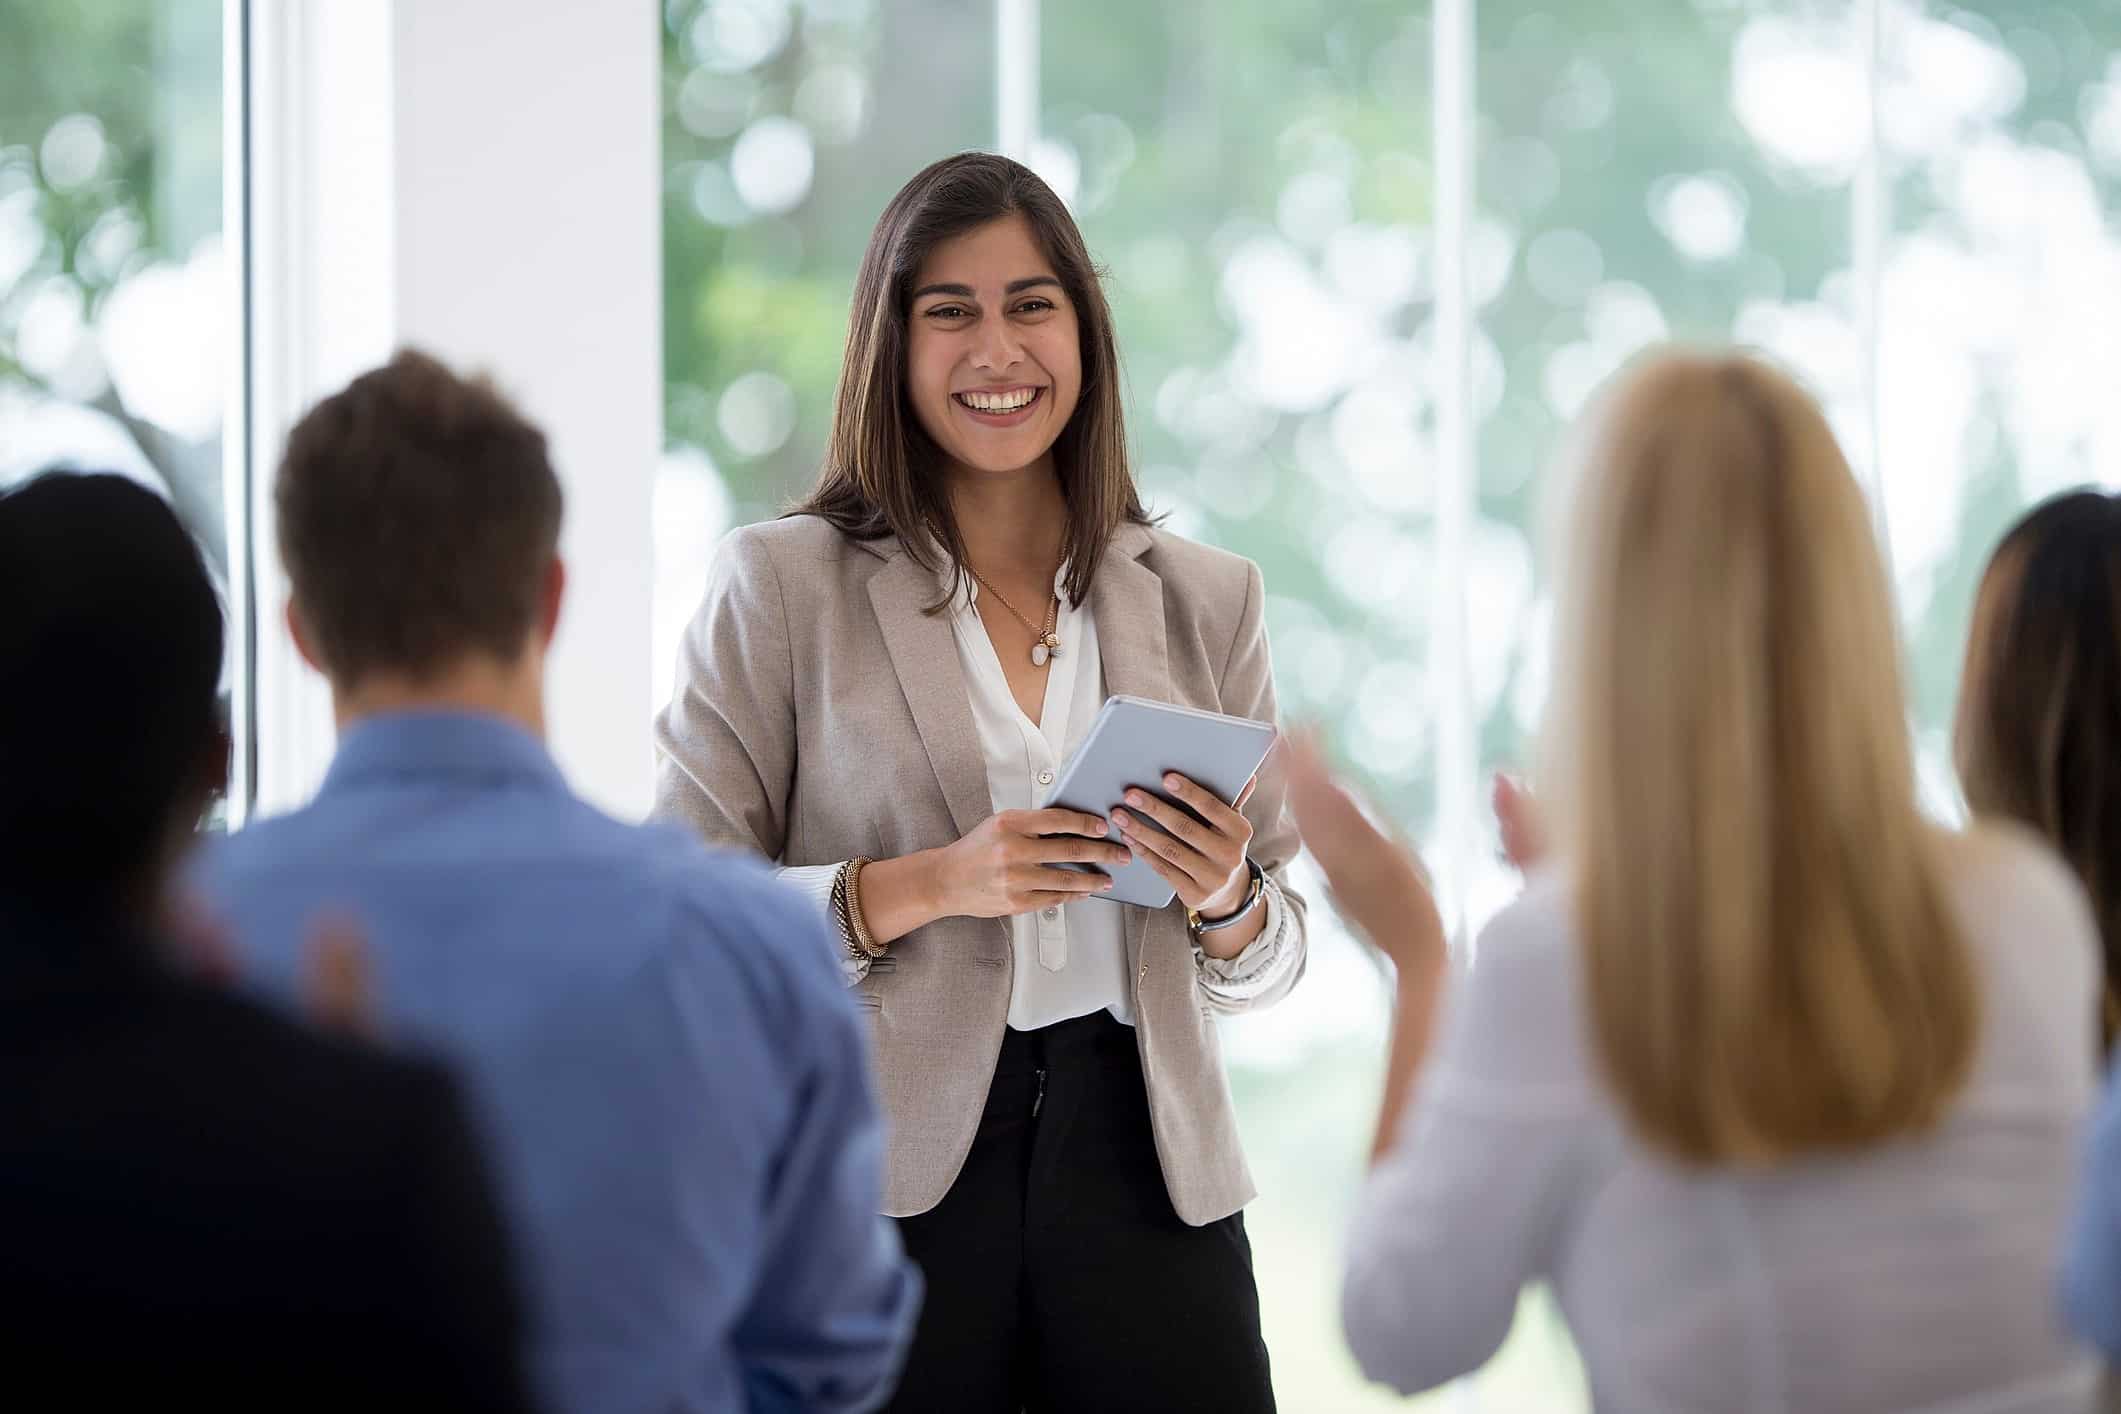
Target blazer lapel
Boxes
[867,551,994,841]
[1089,527,1170,969]
[1090,528,1170,704]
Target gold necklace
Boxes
[967,565,1062,667]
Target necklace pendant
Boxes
[1031,642,1050,667]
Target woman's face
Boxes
[905,213,1083,480]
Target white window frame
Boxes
[235,0,663,821]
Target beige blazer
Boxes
[652,514,1307,1225]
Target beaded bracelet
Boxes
[833,856,884,960]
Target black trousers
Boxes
[882,1010,1275,1414]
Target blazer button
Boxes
[1138,962,1148,982]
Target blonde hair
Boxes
[1542,349,1977,1165]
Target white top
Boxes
[779,562,1294,1030]
[1343,826,2103,1414]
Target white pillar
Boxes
[1430,0,1477,948]
[996,0,1040,160]
[246,0,662,819]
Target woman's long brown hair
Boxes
[793,152,1151,610]
[1956,489,2121,1051]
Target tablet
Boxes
[1040,694,1278,909]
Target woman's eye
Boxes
[1014,298,1055,315]
[926,304,972,321]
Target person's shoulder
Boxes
[148,977,459,1134]
[192,802,327,895]
[625,822,843,982]
[722,513,880,569]
[1939,819,2099,980]
[1130,522,1260,598]
[1469,869,1579,990]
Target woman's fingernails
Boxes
[1164,773,1182,789]
[1112,809,1130,827]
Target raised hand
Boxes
[1282,729,1444,973]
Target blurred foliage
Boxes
[0,0,223,572]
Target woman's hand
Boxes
[932,807,1135,919]
[1283,730,1444,975]
[1285,729,1450,1160]
[1110,771,1259,916]
[1492,771,1547,872]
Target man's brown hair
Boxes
[277,349,563,684]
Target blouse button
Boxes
[1042,908,1059,921]
[1037,769,1054,786]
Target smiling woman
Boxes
[652,152,1311,1414]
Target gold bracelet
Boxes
[845,857,885,958]
[829,861,862,960]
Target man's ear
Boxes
[537,557,566,648]
[285,597,327,675]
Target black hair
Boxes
[0,471,225,916]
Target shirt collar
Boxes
[320,709,568,795]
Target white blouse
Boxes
[1342,825,2102,1413]
[779,562,1294,1031]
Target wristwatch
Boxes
[1188,858,1265,938]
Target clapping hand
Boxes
[165,892,377,1037]
[1282,730,1444,974]
[1492,771,1547,872]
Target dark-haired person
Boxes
[199,352,918,1414]
[1956,489,2121,1049]
[0,471,531,1409]
[1958,492,2121,1368]
[655,153,1305,1412]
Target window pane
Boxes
[1880,0,2121,803]
[0,1,232,806]
[658,0,995,705]
[1041,2,1480,1407]
[1474,0,1861,894]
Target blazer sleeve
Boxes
[1196,558,1309,1014]
[654,528,798,860]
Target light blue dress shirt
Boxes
[199,711,919,1414]
[2064,1053,2121,1362]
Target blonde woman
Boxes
[1292,350,2103,1412]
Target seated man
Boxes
[200,351,918,1414]
[0,471,529,1409]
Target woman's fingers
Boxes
[1016,863,1118,894]
[1028,834,1133,869]
[303,912,374,1037]
[1016,807,1111,839]
[1157,771,1250,837]
[1282,729,1381,863]
[1113,791,1216,857]
[1124,836,1194,896]
[1117,817,1211,892]
[1492,772,1546,871]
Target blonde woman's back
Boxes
[1344,824,2101,1413]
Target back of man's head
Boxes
[0,472,224,914]
[277,349,563,688]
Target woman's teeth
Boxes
[957,388,1038,413]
